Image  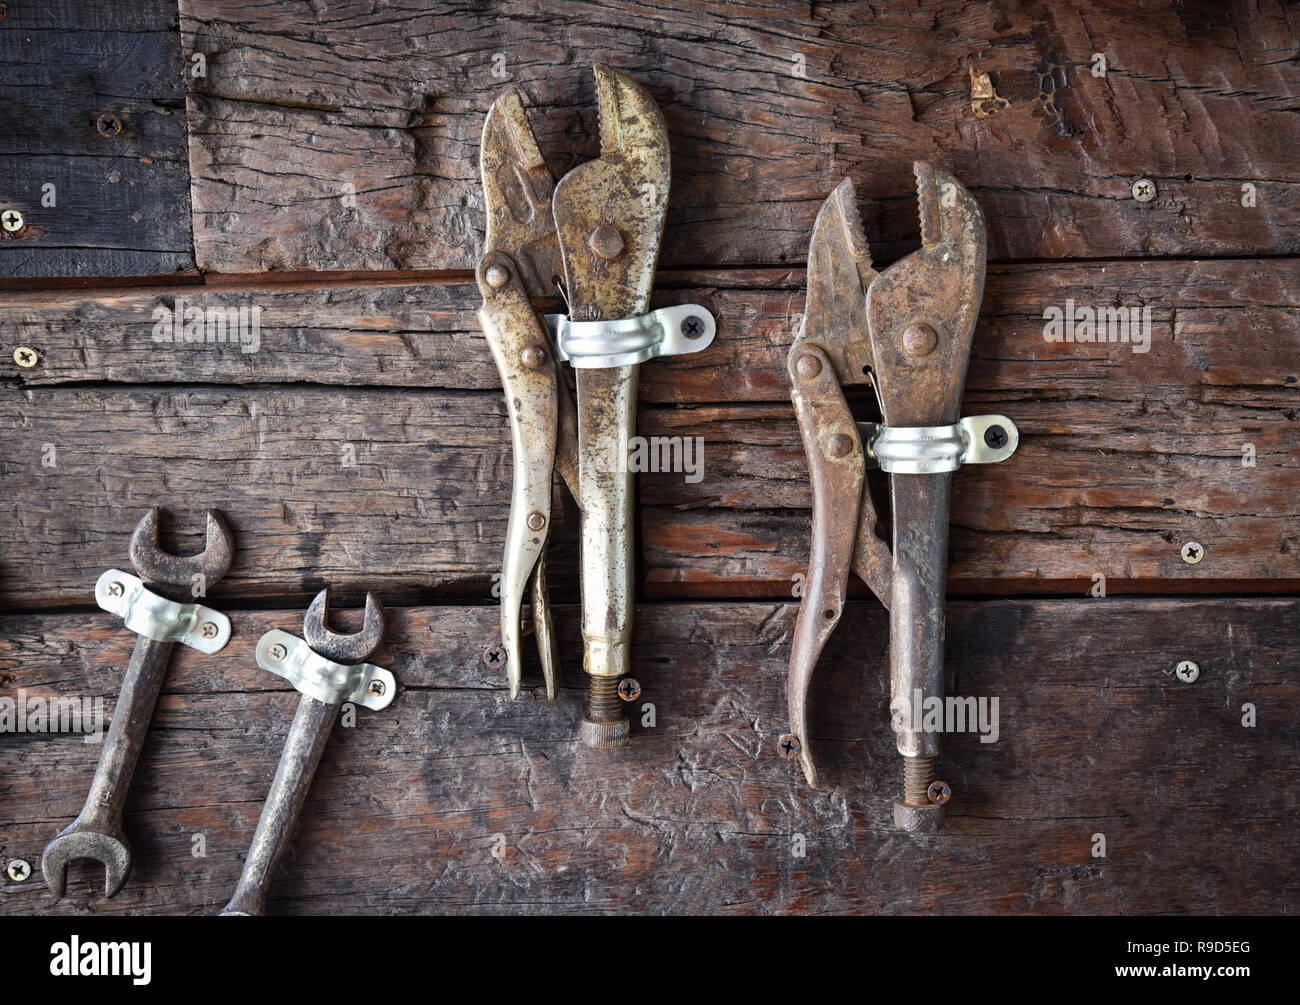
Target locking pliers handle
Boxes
[477,252,561,699]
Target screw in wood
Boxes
[6,859,31,882]
[1,209,24,233]
[1181,541,1204,564]
[1175,660,1200,683]
[95,112,122,137]
[926,780,952,805]
[1132,178,1156,202]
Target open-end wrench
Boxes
[42,508,234,898]
[221,589,390,916]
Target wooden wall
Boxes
[0,0,1296,914]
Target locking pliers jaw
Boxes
[786,163,1018,828]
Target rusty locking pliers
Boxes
[476,66,714,744]
[783,163,1018,830]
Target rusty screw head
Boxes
[827,433,853,458]
[1181,541,1204,564]
[795,354,822,380]
[902,322,938,358]
[6,859,31,883]
[588,225,625,260]
[681,315,706,339]
[482,644,507,670]
[1,209,24,234]
[617,677,641,702]
[777,733,801,759]
[927,780,952,805]
[485,263,509,289]
[199,622,218,639]
[268,643,287,661]
[1175,660,1200,683]
[1132,178,1156,203]
[526,511,546,532]
[13,346,38,368]
[96,112,122,137]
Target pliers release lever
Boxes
[784,163,1018,829]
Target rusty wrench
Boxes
[221,589,392,916]
[42,508,234,898]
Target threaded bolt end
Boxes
[581,674,629,748]
[585,674,623,723]
[903,755,936,806]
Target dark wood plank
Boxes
[6,260,1294,402]
[180,0,1300,273]
[0,385,579,609]
[2,598,1295,914]
[0,0,196,278]
[3,260,1295,602]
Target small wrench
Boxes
[221,589,387,916]
[42,508,234,898]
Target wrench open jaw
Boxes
[785,163,1016,828]
[43,508,235,899]
[129,507,234,602]
[477,66,711,742]
[303,588,385,665]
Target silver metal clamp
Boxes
[95,569,231,654]
[545,304,716,368]
[255,630,395,711]
[859,414,1019,474]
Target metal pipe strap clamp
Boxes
[255,629,395,711]
[95,569,231,654]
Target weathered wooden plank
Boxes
[1,379,1292,606]
[2,598,1295,915]
[2,259,1295,601]
[5,260,1294,402]
[0,386,578,609]
[0,0,196,278]
[179,0,1300,273]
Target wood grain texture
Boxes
[0,0,195,279]
[179,0,1300,273]
[2,259,1295,605]
[0,385,580,608]
[1,598,1294,915]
